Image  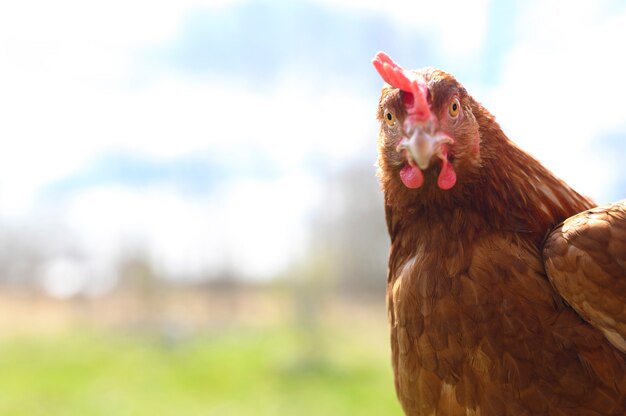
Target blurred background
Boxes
[0,0,625,414]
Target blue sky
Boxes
[0,0,625,292]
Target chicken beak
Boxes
[396,120,453,170]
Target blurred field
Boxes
[0,290,401,415]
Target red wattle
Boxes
[437,156,457,190]
[400,164,424,189]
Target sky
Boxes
[0,0,625,293]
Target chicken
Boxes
[372,51,626,415]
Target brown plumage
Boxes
[373,52,626,415]
[545,201,626,354]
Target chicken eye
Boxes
[385,110,396,126]
[449,98,460,118]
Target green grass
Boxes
[0,326,401,415]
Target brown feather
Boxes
[545,201,626,352]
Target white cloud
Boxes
[220,172,322,277]
[0,0,248,216]
[484,0,626,203]
[0,0,374,280]
[313,0,489,59]
[58,173,321,280]
[64,184,227,277]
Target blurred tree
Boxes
[283,160,389,369]
[0,225,50,292]
[308,161,389,297]
[117,250,160,294]
[116,249,164,328]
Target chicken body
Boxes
[374,53,626,415]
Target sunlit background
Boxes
[0,0,625,414]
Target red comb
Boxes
[372,51,430,121]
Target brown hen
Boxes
[373,51,626,415]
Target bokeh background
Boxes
[1,0,625,414]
